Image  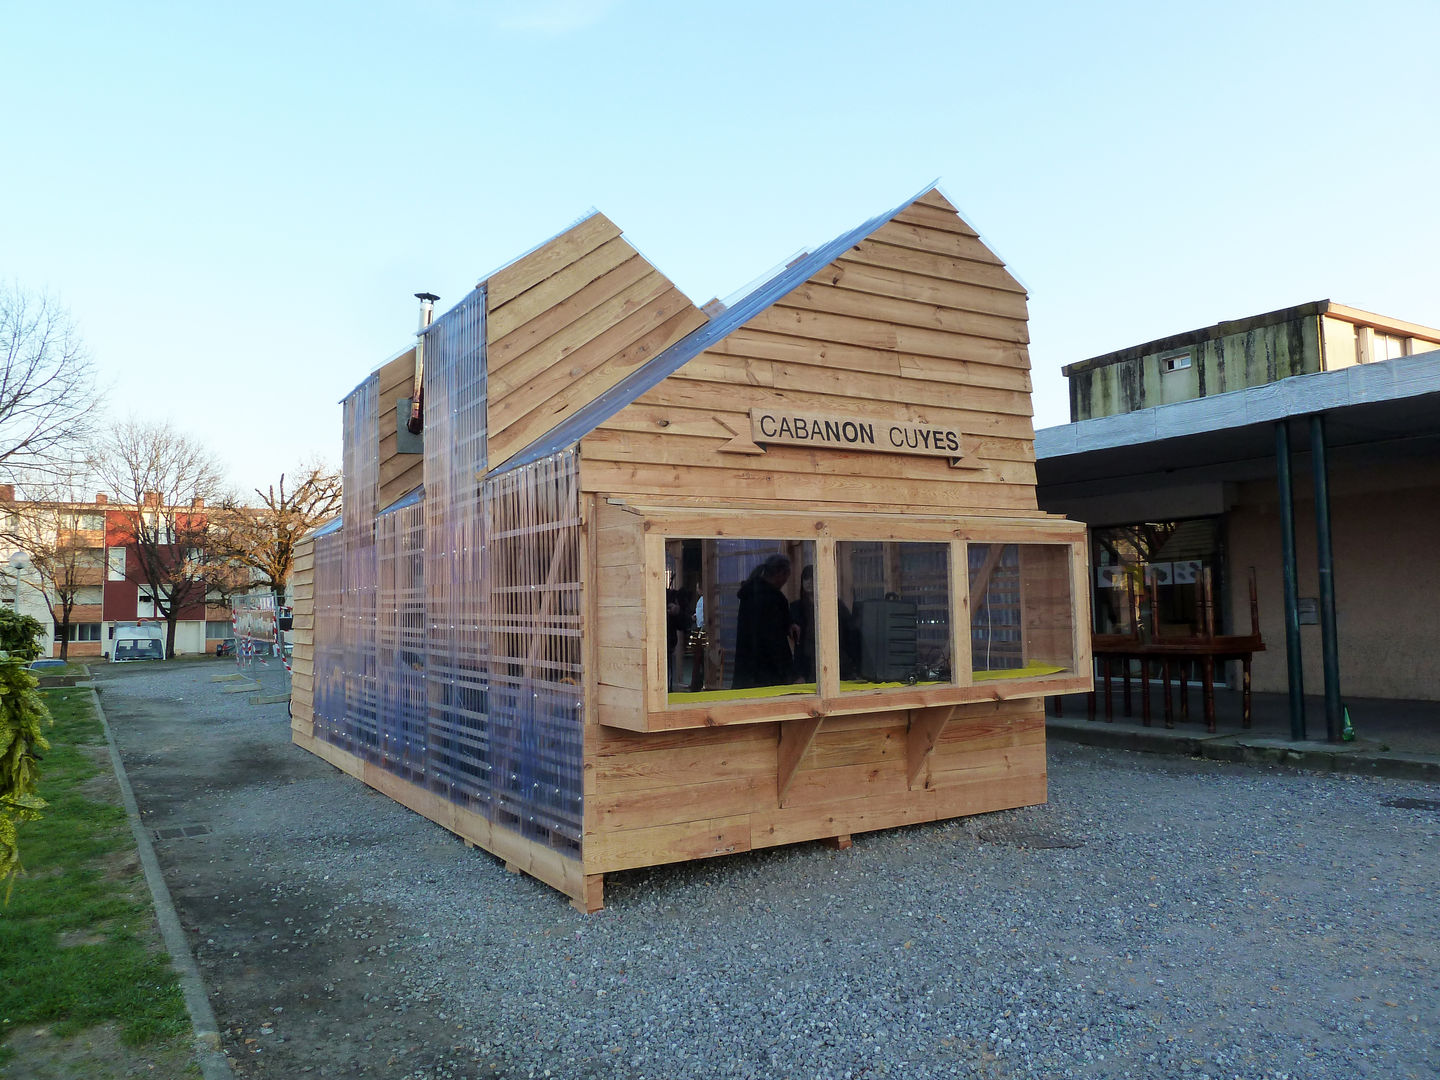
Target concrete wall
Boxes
[1069,314,1321,421]
[1227,459,1440,700]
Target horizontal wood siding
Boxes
[591,499,646,730]
[580,190,1037,514]
[377,349,424,510]
[485,214,708,471]
[584,698,1045,873]
[289,537,315,735]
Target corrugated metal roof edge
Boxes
[486,181,944,478]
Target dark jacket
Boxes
[732,576,793,689]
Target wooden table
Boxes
[1087,633,1265,732]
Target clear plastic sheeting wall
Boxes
[307,288,584,861]
[479,451,583,853]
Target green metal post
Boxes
[1310,414,1343,742]
[1275,420,1306,740]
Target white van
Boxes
[110,622,165,662]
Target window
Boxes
[206,620,231,637]
[969,544,1075,679]
[106,547,126,581]
[665,537,817,704]
[836,540,952,691]
[68,623,101,642]
[619,506,1090,731]
[1160,351,1192,373]
[69,512,105,531]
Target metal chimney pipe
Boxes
[409,292,439,435]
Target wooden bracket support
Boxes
[906,705,957,789]
[777,715,825,807]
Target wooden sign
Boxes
[721,408,977,467]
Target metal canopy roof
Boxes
[1036,350,1440,492]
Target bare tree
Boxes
[0,469,105,659]
[95,422,224,659]
[0,284,97,484]
[207,464,341,606]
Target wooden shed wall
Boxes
[575,190,1057,894]
[376,349,424,510]
[580,190,1038,514]
[484,213,708,471]
[289,534,316,739]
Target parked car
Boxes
[28,658,68,670]
[215,638,237,657]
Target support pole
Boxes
[1275,420,1306,740]
[1310,414,1343,742]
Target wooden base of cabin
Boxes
[293,697,1044,912]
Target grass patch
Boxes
[0,688,189,1064]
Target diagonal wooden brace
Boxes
[906,705,958,789]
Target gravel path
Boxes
[98,662,1439,1080]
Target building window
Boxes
[68,623,102,642]
[205,620,231,638]
[106,547,126,581]
[1160,352,1192,373]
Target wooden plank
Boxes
[485,213,622,310]
[707,329,1031,393]
[580,428,1032,488]
[777,716,824,806]
[589,736,775,794]
[892,202,981,237]
[488,257,663,380]
[589,776,764,832]
[592,722,773,757]
[867,219,1015,272]
[819,258,1029,320]
[634,371,1035,436]
[782,281,1029,345]
[906,705,956,788]
[578,451,1036,505]
[670,354,1034,419]
[845,239,1028,295]
[490,294,704,451]
[740,305,1030,368]
[489,235,639,341]
[586,813,752,874]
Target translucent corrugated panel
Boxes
[376,499,427,781]
[310,286,583,863]
[342,376,380,758]
[423,288,491,807]
[480,450,583,853]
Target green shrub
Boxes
[0,659,51,898]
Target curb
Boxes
[92,688,234,1079]
[1048,719,1440,784]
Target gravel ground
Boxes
[96,661,1439,1080]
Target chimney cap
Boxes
[414,292,439,303]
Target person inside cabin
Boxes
[791,565,862,683]
[732,553,799,689]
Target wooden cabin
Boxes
[289,186,1092,912]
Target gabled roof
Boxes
[487,182,959,477]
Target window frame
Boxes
[599,504,1091,732]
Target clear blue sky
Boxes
[5,1,1438,495]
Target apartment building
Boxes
[0,484,231,658]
